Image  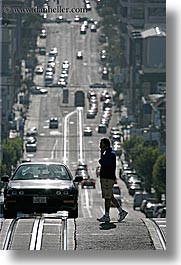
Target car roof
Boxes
[18,162,66,166]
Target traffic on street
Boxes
[0,0,166,250]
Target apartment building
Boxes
[0,0,24,143]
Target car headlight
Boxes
[63,190,69,196]
[8,189,17,196]
[19,191,24,195]
[146,202,152,209]
[56,191,62,195]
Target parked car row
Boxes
[120,159,144,196]
[44,47,58,86]
[109,127,122,157]
[120,158,166,218]
[86,90,98,119]
[98,91,112,134]
[25,127,38,153]
[75,162,96,189]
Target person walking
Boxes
[97,138,128,223]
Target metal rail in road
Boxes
[142,218,166,250]
[150,218,166,250]
[1,216,68,250]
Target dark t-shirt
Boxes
[99,147,116,180]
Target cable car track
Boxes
[2,216,68,250]
[150,218,166,250]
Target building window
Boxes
[148,8,166,17]
[130,7,144,19]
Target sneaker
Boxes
[97,215,110,223]
[118,210,128,222]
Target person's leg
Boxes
[111,196,121,209]
[105,198,111,216]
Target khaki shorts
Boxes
[100,178,114,199]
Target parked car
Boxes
[145,202,164,218]
[111,184,122,207]
[133,192,151,210]
[128,183,143,196]
[155,206,166,218]
[26,127,38,137]
[87,109,96,119]
[35,65,44,74]
[40,29,46,38]
[2,162,83,218]
[140,198,159,213]
[25,137,37,152]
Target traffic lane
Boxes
[78,178,104,219]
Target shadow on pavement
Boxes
[99,222,116,230]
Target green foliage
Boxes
[122,136,164,194]
[2,137,23,175]
[152,153,166,197]
[134,147,160,192]
[0,161,7,176]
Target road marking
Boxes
[51,139,58,159]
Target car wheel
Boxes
[68,207,78,219]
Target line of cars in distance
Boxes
[25,127,38,153]
[120,159,166,218]
[75,162,96,189]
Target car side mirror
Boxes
[1,175,10,182]
[74,176,83,183]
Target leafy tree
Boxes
[0,161,7,177]
[133,147,160,193]
[2,138,23,175]
[122,136,143,161]
[152,153,166,199]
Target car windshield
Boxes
[13,164,72,181]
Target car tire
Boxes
[69,207,78,219]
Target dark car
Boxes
[128,183,143,196]
[2,162,83,218]
[89,83,107,88]
[49,117,58,129]
[81,176,96,189]
[98,124,107,133]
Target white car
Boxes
[49,47,58,57]
[35,65,44,74]
[76,51,83,59]
[40,29,46,38]
[83,126,92,136]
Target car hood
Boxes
[8,180,74,189]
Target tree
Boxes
[2,138,23,175]
[134,147,160,193]
[152,153,166,200]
